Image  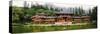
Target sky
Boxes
[11,0,97,10]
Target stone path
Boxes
[25,23,89,26]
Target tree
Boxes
[73,7,85,16]
[91,6,97,21]
[12,2,61,24]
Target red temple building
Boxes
[31,12,90,24]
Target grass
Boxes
[12,23,97,33]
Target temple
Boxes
[31,12,90,24]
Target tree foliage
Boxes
[91,6,97,21]
[12,3,62,24]
[73,7,85,16]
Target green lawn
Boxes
[12,23,97,33]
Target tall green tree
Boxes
[91,6,97,21]
[73,7,85,16]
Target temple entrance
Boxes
[55,17,72,24]
[57,17,66,22]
